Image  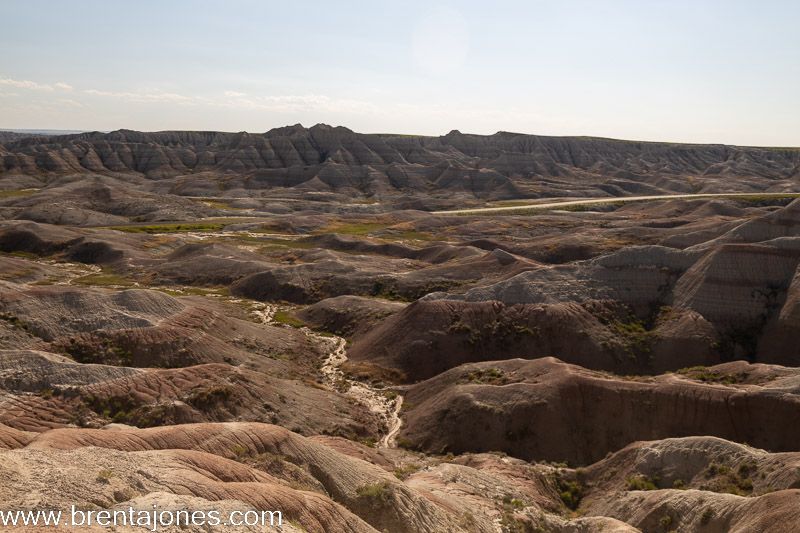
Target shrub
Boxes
[557,478,583,509]
[502,495,525,510]
[230,444,248,459]
[393,464,420,481]
[703,461,755,495]
[627,475,659,491]
[186,386,233,410]
[96,469,115,483]
[459,367,509,385]
[356,481,393,508]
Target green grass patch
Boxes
[258,237,316,250]
[731,193,800,201]
[729,194,800,207]
[155,286,230,297]
[486,199,541,208]
[272,310,305,328]
[4,250,39,259]
[72,271,133,287]
[107,223,226,234]
[197,199,246,210]
[554,201,626,212]
[0,189,38,199]
[382,230,435,241]
[317,222,391,236]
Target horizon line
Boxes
[2,125,799,150]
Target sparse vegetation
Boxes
[38,387,54,399]
[317,222,391,236]
[627,474,659,491]
[554,201,626,212]
[186,385,234,410]
[356,481,393,507]
[499,495,532,533]
[502,495,525,510]
[272,310,305,328]
[369,280,406,301]
[730,194,800,207]
[0,312,30,331]
[458,318,538,347]
[610,317,654,359]
[155,286,230,297]
[677,366,749,385]
[230,444,248,459]
[459,367,509,385]
[396,437,415,450]
[393,463,421,480]
[96,469,115,483]
[72,270,133,287]
[556,475,583,510]
[64,337,134,366]
[702,461,755,495]
[257,237,316,250]
[0,188,37,199]
[81,393,139,424]
[4,123,800,531]
[107,223,226,234]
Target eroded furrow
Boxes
[251,302,402,448]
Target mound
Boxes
[398,357,800,464]
[1,176,212,225]
[0,446,372,532]
[154,242,271,285]
[296,296,406,338]
[0,350,381,438]
[348,299,719,381]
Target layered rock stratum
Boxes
[1,126,800,531]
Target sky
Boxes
[1,0,798,145]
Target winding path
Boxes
[252,303,403,448]
[434,192,800,215]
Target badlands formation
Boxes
[1,126,800,531]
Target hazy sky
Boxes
[1,0,798,145]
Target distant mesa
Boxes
[1,125,798,201]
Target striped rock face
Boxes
[2,129,800,531]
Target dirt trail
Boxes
[435,192,800,215]
[251,303,403,448]
[38,259,101,285]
